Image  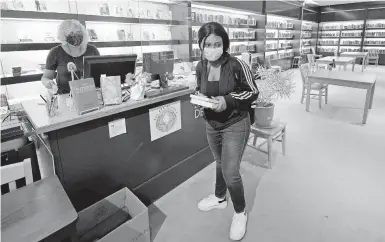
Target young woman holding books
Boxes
[195,22,259,241]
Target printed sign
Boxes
[69,78,100,115]
[149,101,181,141]
[108,118,126,138]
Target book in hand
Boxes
[190,94,219,109]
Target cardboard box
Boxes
[76,188,150,242]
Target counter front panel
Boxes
[42,93,212,211]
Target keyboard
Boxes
[1,125,24,142]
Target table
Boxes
[248,122,286,169]
[316,56,356,71]
[340,52,369,72]
[1,175,78,242]
[306,70,376,124]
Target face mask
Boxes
[66,32,83,46]
[204,47,223,62]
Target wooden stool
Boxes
[292,56,301,68]
[248,122,286,169]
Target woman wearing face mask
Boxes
[41,19,100,94]
[195,22,259,241]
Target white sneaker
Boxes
[198,194,227,211]
[230,211,248,241]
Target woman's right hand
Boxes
[41,69,56,89]
[42,79,54,89]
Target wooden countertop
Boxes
[22,88,193,134]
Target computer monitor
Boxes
[142,51,174,77]
[83,54,137,88]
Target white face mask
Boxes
[203,47,223,62]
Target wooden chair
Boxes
[1,158,32,193]
[248,122,286,169]
[311,47,323,59]
[292,56,301,68]
[367,50,379,67]
[307,54,316,71]
[299,64,329,108]
[265,55,282,72]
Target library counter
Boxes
[21,89,213,211]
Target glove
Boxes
[212,96,226,112]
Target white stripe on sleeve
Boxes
[236,59,258,93]
[230,91,253,100]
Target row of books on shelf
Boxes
[1,0,176,20]
[366,22,385,29]
[317,47,337,52]
[363,48,385,54]
[229,44,256,53]
[342,32,362,37]
[191,44,257,57]
[266,43,292,50]
[319,32,339,38]
[364,40,385,45]
[320,23,364,30]
[302,25,312,31]
[267,51,294,60]
[320,32,385,38]
[320,22,385,30]
[266,32,294,39]
[301,47,311,54]
[191,12,257,26]
[366,31,385,37]
[317,46,385,54]
[319,32,362,38]
[192,29,257,40]
[89,29,174,42]
[340,47,361,52]
[318,40,338,45]
[266,20,294,29]
[341,40,361,45]
[301,33,312,38]
[3,28,184,44]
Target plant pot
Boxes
[254,103,275,127]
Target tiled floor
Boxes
[150,64,385,242]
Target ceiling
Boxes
[312,0,377,6]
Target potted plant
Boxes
[252,65,295,127]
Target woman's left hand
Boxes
[212,96,227,112]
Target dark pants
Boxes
[206,116,250,213]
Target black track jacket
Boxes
[195,53,259,130]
